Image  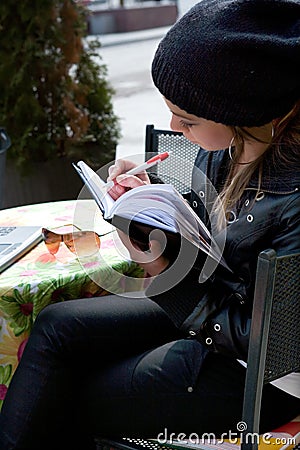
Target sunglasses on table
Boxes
[41,224,114,257]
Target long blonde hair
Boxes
[216,101,300,227]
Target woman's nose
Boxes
[170,115,182,133]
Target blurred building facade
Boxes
[85,0,179,34]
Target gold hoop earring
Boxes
[228,135,254,165]
[228,136,235,161]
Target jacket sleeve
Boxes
[183,279,251,361]
[182,265,251,360]
[146,262,249,360]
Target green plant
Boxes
[0,0,120,174]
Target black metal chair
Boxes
[95,249,300,450]
[241,249,300,450]
[145,124,200,194]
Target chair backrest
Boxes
[145,124,200,194]
[241,249,300,450]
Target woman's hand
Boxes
[108,159,168,276]
[107,159,151,200]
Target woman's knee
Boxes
[32,301,78,347]
[35,301,69,326]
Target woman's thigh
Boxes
[32,293,181,360]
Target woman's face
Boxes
[165,98,233,151]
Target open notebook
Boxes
[73,160,230,271]
[0,226,42,273]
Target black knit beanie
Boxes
[151,0,300,127]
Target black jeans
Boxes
[0,294,298,450]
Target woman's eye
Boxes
[179,120,193,129]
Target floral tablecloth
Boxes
[0,199,144,408]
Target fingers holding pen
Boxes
[108,159,150,184]
[107,159,150,200]
[107,159,130,180]
[108,174,147,200]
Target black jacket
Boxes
[146,147,300,360]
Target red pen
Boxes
[125,151,170,176]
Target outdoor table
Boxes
[0,199,144,408]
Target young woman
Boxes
[0,1,299,449]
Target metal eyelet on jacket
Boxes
[244,199,250,207]
[255,191,265,201]
[192,200,198,208]
[205,337,213,345]
[189,330,196,337]
[213,323,221,332]
[198,190,205,198]
[247,214,254,222]
[227,211,238,224]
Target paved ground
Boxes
[88,0,199,161]
[97,28,171,161]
